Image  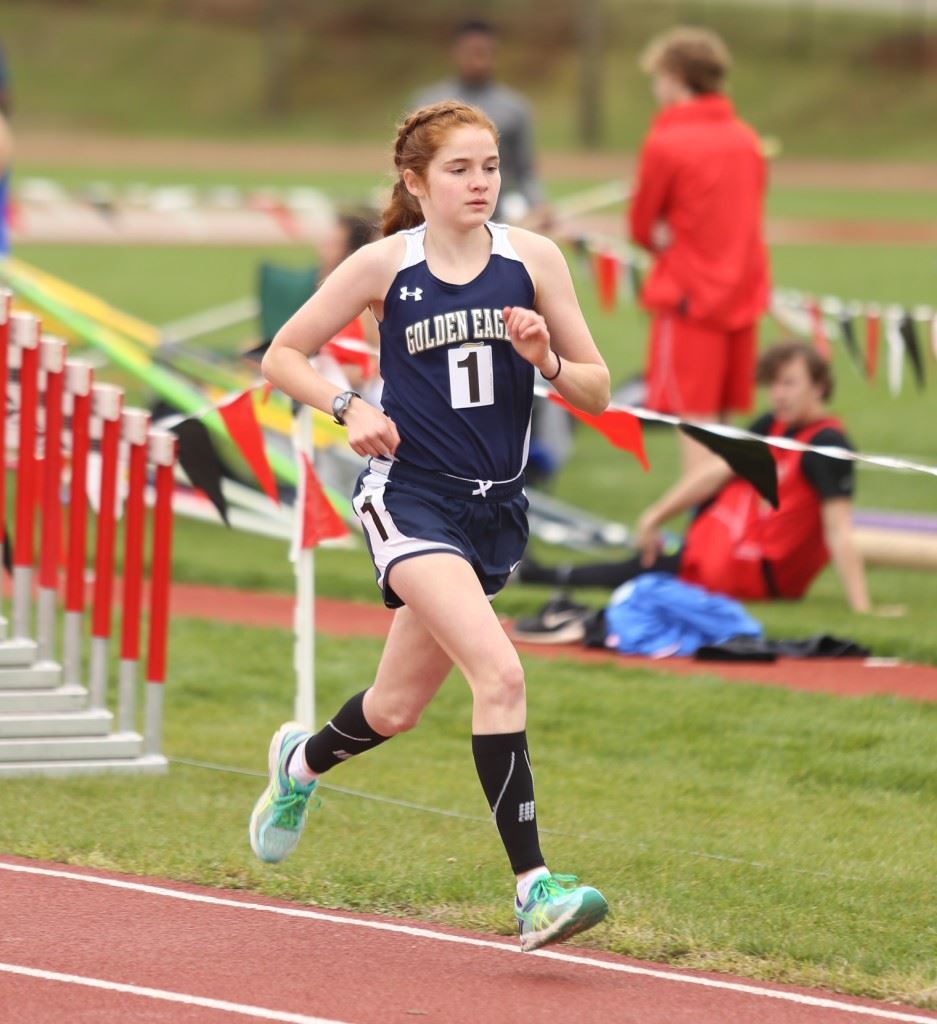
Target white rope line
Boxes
[534,384,937,480]
[168,756,862,882]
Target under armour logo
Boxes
[400,287,423,302]
[518,801,535,823]
[332,750,353,760]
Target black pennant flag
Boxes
[837,311,862,371]
[627,259,643,301]
[679,425,779,508]
[170,418,230,526]
[899,311,926,390]
[570,235,590,276]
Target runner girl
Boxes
[249,100,611,951]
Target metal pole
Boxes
[292,404,315,730]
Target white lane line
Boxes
[1,861,935,1024]
[0,961,351,1024]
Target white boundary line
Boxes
[0,961,351,1024]
[1,861,935,1024]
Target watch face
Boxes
[333,392,350,422]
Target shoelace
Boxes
[528,873,579,904]
[271,782,319,829]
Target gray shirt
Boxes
[410,79,544,210]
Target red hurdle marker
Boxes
[144,430,176,757]
[10,312,40,642]
[117,408,150,733]
[36,336,66,664]
[0,289,11,641]
[88,383,124,712]
[62,359,94,688]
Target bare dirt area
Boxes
[15,131,937,192]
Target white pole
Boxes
[291,404,315,730]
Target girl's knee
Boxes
[472,659,526,708]
[366,698,424,736]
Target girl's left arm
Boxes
[506,232,610,415]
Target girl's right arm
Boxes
[262,237,401,459]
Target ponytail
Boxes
[381,100,499,238]
[381,178,424,237]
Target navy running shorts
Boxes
[352,458,529,609]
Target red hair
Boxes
[381,101,499,237]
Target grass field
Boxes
[0,620,934,1006]
[8,1,937,159]
[3,162,937,1008]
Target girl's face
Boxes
[405,125,500,229]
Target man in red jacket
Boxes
[630,28,770,474]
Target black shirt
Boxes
[748,414,855,500]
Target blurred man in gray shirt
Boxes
[411,19,546,225]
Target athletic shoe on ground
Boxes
[516,873,609,952]
[511,593,592,645]
[249,721,320,864]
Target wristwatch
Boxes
[331,390,361,426]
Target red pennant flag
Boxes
[298,453,349,548]
[593,250,619,312]
[808,298,831,362]
[261,381,274,404]
[547,392,649,472]
[217,389,279,504]
[865,307,880,380]
[250,193,301,240]
[321,316,374,376]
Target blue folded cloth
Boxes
[604,573,763,658]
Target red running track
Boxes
[1,857,935,1024]
[166,583,937,704]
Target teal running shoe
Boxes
[515,874,608,952]
[249,721,320,864]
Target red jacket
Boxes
[629,94,770,331]
[679,418,842,600]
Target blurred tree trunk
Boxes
[263,0,291,117]
[578,0,603,147]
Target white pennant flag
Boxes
[884,306,904,397]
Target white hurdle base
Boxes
[0,754,168,779]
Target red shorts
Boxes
[645,313,756,416]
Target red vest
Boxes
[679,417,843,600]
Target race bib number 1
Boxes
[449,344,494,409]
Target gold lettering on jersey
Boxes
[405,307,511,356]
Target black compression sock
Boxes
[472,730,545,875]
[300,690,390,775]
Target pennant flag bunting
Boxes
[885,309,904,397]
[293,452,349,555]
[865,307,880,381]
[593,250,619,312]
[547,392,649,471]
[899,310,926,390]
[627,258,643,301]
[679,424,779,508]
[321,317,374,376]
[570,236,590,276]
[217,389,280,504]
[837,310,862,371]
[808,298,832,362]
[170,418,230,526]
